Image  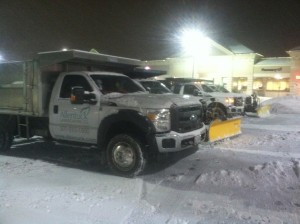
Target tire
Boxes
[205,105,227,124]
[106,134,147,177]
[0,123,13,152]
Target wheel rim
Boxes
[112,142,135,171]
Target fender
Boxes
[97,109,157,149]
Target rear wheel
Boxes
[107,134,147,177]
[0,124,13,152]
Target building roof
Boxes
[288,46,300,51]
[255,57,291,66]
[209,36,255,54]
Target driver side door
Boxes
[49,74,99,144]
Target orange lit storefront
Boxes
[288,48,300,96]
[252,58,291,97]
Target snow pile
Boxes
[219,131,300,150]
[261,95,300,114]
[195,160,300,189]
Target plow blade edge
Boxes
[208,117,242,142]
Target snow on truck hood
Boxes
[101,92,201,109]
[209,92,242,98]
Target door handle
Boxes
[53,105,58,114]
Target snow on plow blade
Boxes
[256,104,271,117]
[208,117,242,142]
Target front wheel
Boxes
[0,124,13,152]
[205,105,227,124]
[106,134,147,177]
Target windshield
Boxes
[201,84,215,93]
[206,85,218,91]
[216,85,230,93]
[139,81,172,94]
[206,84,230,93]
[90,74,145,94]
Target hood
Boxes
[228,92,249,98]
[209,92,242,98]
[101,92,201,109]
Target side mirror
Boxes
[71,86,84,104]
[71,86,97,105]
[193,90,203,96]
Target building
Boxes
[287,47,300,96]
[144,37,300,97]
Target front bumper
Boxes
[155,124,206,153]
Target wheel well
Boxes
[100,121,147,149]
[207,102,227,115]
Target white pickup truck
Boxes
[166,81,244,123]
[0,50,206,176]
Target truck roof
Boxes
[37,49,142,68]
[37,49,166,79]
[62,71,128,77]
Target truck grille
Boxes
[234,97,244,106]
[170,104,203,133]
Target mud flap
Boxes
[208,117,242,142]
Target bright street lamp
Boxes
[180,29,210,78]
[180,29,210,57]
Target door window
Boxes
[173,85,181,94]
[183,85,197,95]
[60,75,93,98]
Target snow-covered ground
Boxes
[1,96,300,224]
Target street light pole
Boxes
[274,73,282,97]
[192,56,195,78]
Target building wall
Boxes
[145,54,256,95]
[288,50,300,96]
[145,50,300,96]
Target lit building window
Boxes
[266,78,289,91]
[232,77,248,93]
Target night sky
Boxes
[1,0,300,61]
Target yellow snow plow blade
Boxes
[208,117,242,142]
[256,104,271,117]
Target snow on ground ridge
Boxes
[261,95,300,114]
[195,159,300,189]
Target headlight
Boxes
[146,109,170,132]
[225,97,234,106]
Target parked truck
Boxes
[136,79,242,142]
[164,79,244,119]
[164,79,243,141]
[0,50,206,177]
